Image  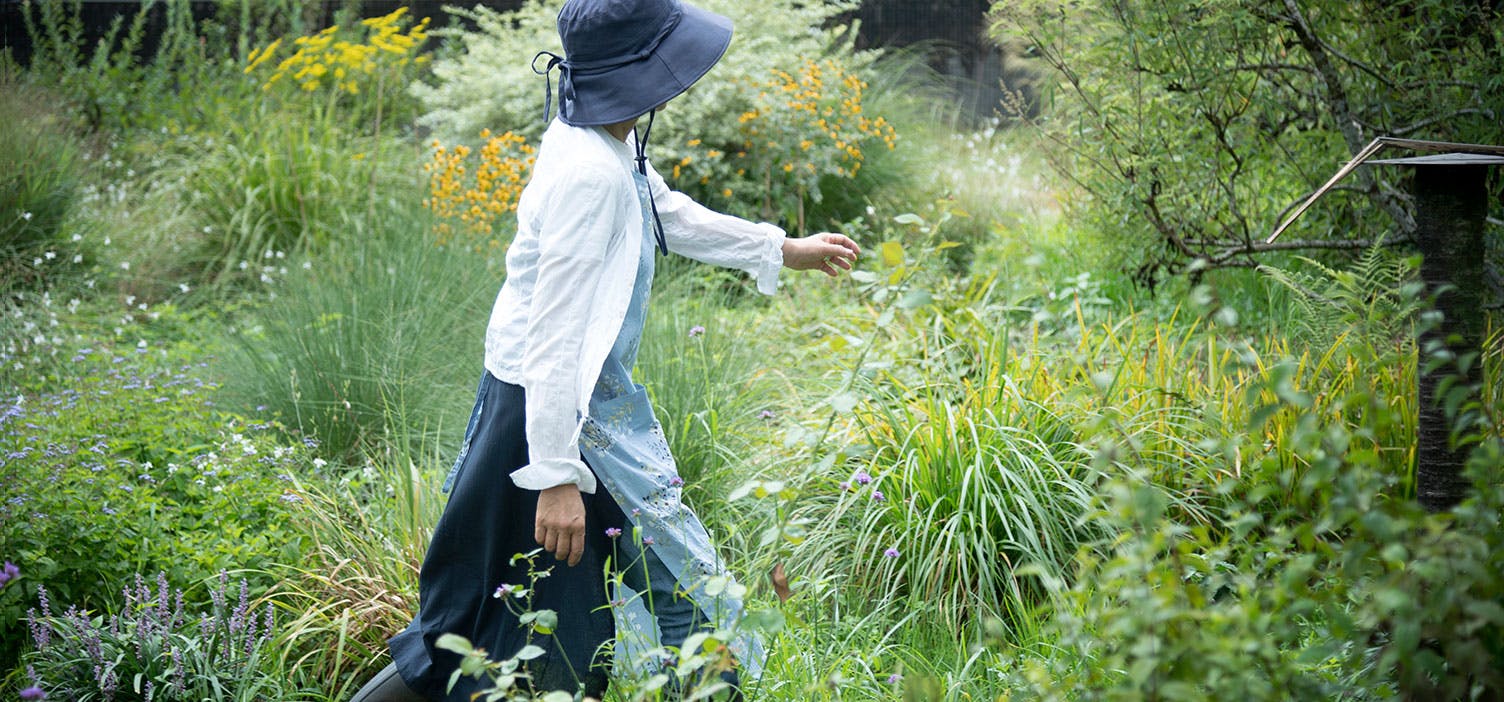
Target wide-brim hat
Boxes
[552,0,732,126]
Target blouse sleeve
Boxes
[508,163,626,494]
[644,162,786,295]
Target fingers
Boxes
[567,529,585,567]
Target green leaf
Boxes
[436,633,475,656]
[893,213,924,225]
[515,644,545,661]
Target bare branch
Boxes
[1392,108,1498,137]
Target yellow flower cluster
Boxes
[745,58,897,178]
[424,130,537,251]
[246,8,430,95]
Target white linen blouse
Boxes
[483,118,786,493]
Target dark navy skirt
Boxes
[390,373,629,700]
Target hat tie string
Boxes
[531,51,564,123]
[634,109,669,256]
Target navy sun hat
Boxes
[533,0,733,127]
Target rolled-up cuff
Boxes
[754,223,786,295]
[510,456,598,494]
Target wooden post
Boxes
[1400,158,1492,512]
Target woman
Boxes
[353,0,860,699]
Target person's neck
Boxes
[603,118,637,143]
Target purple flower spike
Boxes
[605,527,623,538]
[688,325,705,338]
[883,547,900,559]
[0,561,18,586]
[20,686,46,700]
[887,673,903,685]
[871,490,885,502]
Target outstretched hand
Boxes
[782,232,861,277]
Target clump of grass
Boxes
[0,76,85,291]
[215,209,491,462]
[262,429,444,699]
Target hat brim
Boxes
[559,3,732,126]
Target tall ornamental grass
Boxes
[260,432,446,699]
[0,78,84,290]
[214,209,493,462]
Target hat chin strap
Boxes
[634,109,669,256]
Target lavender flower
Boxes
[883,547,900,559]
[759,409,776,420]
[854,470,872,485]
[605,527,622,538]
[871,490,885,502]
[0,560,18,586]
[668,476,684,487]
[887,673,903,685]
[688,325,705,338]
[642,536,655,545]
[19,685,45,700]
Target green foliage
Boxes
[214,214,493,461]
[992,0,1504,285]
[1262,244,1426,347]
[638,296,768,497]
[0,332,313,675]
[1015,279,1504,700]
[169,109,419,288]
[0,79,84,289]
[20,572,318,701]
[18,0,336,134]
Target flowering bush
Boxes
[410,0,890,230]
[684,58,898,232]
[424,129,537,253]
[0,334,316,672]
[244,7,431,128]
[21,572,313,701]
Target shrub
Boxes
[20,572,317,701]
[0,335,315,673]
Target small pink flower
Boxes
[854,471,872,485]
[669,476,684,487]
[838,481,851,492]
[688,325,705,338]
[883,547,900,558]
[642,536,655,545]
[605,527,623,538]
[871,490,885,502]
[759,409,776,420]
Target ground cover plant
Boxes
[2,0,1501,700]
